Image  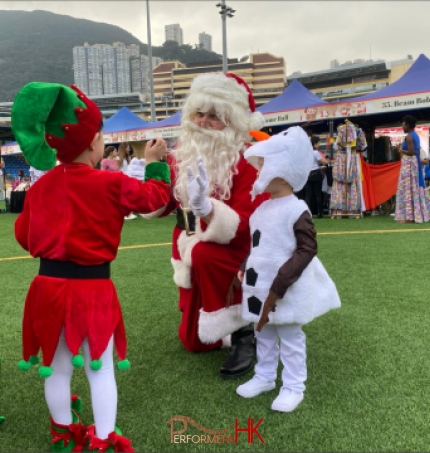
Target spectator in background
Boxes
[394,115,430,223]
[100,146,119,171]
[117,142,132,174]
[304,136,330,218]
[29,166,48,186]
[12,169,27,191]
[0,158,5,201]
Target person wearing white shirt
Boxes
[304,136,330,218]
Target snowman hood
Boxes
[244,126,313,196]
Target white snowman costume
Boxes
[237,126,341,411]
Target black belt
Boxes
[176,208,196,232]
[39,258,111,279]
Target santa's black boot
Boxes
[219,325,255,379]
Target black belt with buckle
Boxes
[176,207,196,234]
[39,258,111,279]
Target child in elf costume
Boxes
[235,126,341,412]
[12,82,171,452]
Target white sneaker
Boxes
[236,376,275,398]
[124,213,137,220]
[271,389,304,412]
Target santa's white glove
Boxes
[186,157,212,217]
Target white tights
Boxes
[44,331,117,439]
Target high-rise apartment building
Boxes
[198,32,212,51]
[73,46,89,94]
[73,42,147,96]
[165,24,183,45]
[113,42,131,94]
[141,55,164,95]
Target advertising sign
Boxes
[263,92,430,127]
[0,143,21,155]
[104,126,182,143]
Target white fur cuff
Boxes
[171,258,192,289]
[177,231,199,267]
[196,198,240,244]
[198,304,249,344]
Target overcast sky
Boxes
[1,1,429,75]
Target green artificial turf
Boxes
[1,213,430,452]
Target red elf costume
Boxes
[12,82,170,452]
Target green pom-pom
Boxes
[0,416,5,425]
[117,359,130,371]
[90,360,102,371]
[71,355,84,368]
[29,355,39,365]
[18,360,32,371]
[38,366,53,378]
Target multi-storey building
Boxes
[141,55,164,96]
[73,42,143,96]
[113,42,131,94]
[150,52,285,120]
[198,32,212,51]
[288,57,414,102]
[165,24,183,45]
[72,46,89,94]
[101,45,117,95]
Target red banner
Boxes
[360,155,401,209]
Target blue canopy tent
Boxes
[255,79,328,135]
[257,79,327,114]
[348,54,430,103]
[103,107,149,133]
[144,110,182,129]
[330,53,430,129]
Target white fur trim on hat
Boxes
[245,126,313,193]
[190,73,250,111]
[171,257,192,289]
[196,198,240,244]
[182,73,263,133]
[198,304,249,344]
[248,111,265,131]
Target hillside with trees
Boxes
[0,10,222,101]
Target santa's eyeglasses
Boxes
[193,111,226,125]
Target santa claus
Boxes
[168,72,267,379]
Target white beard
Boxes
[174,122,245,205]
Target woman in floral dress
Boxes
[395,115,430,223]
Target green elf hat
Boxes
[11,82,102,171]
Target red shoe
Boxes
[85,425,134,452]
[50,395,87,452]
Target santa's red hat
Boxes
[182,72,264,131]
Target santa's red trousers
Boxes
[172,226,246,352]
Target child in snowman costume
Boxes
[235,126,341,412]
